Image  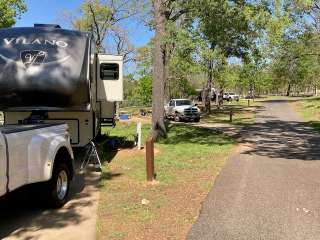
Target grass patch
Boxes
[292,97,320,131]
[97,122,235,239]
[201,99,259,125]
[119,106,152,116]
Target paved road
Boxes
[188,100,320,240]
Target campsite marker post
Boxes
[137,122,142,150]
[146,137,155,182]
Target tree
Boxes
[152,0,167,140]
[0,0,26,28]
[151,0,195,139]
[71,0,139,55]
[166,24,199,99]
[137,75,152,105]
[111,27,135,63]
[194,0,270,112]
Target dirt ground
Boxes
[0,164,101,240]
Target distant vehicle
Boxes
[223,92,240,101]
[165,99,201,122]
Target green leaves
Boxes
[137,74,153,105]
[0,0,26,28]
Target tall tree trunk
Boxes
[152,0,167,140]
[286,83,291,97]
[205,59,213,113]
[215,87,219,107]
[164,48,170,102]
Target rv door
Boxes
[97,55,123,102]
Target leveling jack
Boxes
[80,141,102,172]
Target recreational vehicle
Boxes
[0,24,123,146]
[0,24,123,207]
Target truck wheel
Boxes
[174,115,180,122]
[45,163,71,208]
[194,118,200,122]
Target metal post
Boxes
[137,122,142,150]
[146,138,155,182]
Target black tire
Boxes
[194,118,200,122]
[174,114,180,122]
[45,163,71,208]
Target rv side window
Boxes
[100,63,119,80]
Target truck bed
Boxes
[0,123,64,134]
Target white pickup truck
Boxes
[165,99,201,122]
[0,123,74,208]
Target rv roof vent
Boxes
[34,24,61,29]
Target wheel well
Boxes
[54,147,74,179]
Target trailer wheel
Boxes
[45,162,71,208]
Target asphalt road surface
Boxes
[188,100,320,240]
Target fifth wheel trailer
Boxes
[0,24,123,207]
[0,24,123,147]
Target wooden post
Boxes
[248,99,250,107]
[146,138,155,182]
[229,110,233,122]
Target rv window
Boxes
[100,63,119,80]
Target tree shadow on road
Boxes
[240,119,320,160]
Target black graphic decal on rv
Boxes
[20,50,46,68]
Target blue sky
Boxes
[15,0,153,49]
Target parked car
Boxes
[223,92,240,101]
[165,99,201,122]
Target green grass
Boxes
[293,97,320,131]
[201,99,259,125]
[97,122,236,239]
[100,122,235,183]
[119,106,152,115]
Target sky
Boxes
[15,0,154,49]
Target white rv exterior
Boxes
[3,54,123,147]
[0,26,123,147]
